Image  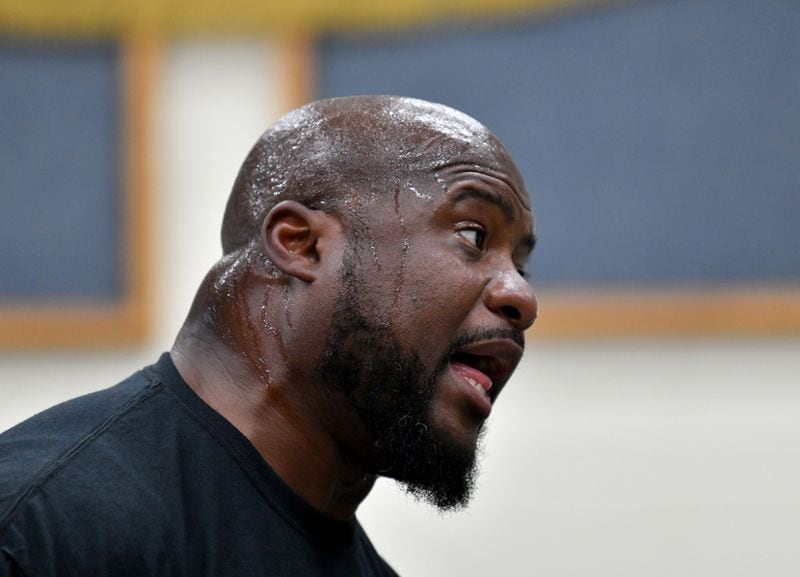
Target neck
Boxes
[171,326,376,520]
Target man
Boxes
[0,95,537,576]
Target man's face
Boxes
[317,134,537,510]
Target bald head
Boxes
[221,95,519,254]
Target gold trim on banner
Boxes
[0,0,592,37]
[530,285,800,338]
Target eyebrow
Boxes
[451,187,517,221]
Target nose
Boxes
[483,270,538,331]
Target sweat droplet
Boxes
[283,284,294,330]
[369,242,381,270]
[434,171,449,193]
[407,181,432,200]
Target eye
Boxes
[457,226,486,250]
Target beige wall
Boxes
[2,40,799,577]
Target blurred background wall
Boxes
[1,1,799,575]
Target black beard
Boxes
[316,248,481,511]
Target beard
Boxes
[316,248,483,511]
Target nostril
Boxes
[501,305,521,321]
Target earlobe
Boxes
[261,201,329,283]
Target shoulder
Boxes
[0,360,164,509]
[0,356,178,574]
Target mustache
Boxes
[445,327,525,358]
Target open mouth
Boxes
[450,353,498,395]
[447,338,523,407]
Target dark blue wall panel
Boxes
[317,0,800,287]
[0,38,122,301]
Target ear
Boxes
[261,200,336,283]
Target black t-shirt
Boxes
[0,354,398,577]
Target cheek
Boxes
[363,230,482,352]
[392,252,481,343]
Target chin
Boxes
[385,413,486,512]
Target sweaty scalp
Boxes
[220,95,508,254]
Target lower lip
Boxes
[448,362,493,418]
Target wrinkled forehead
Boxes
[387,100,528,198]
[271,96,529,204]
